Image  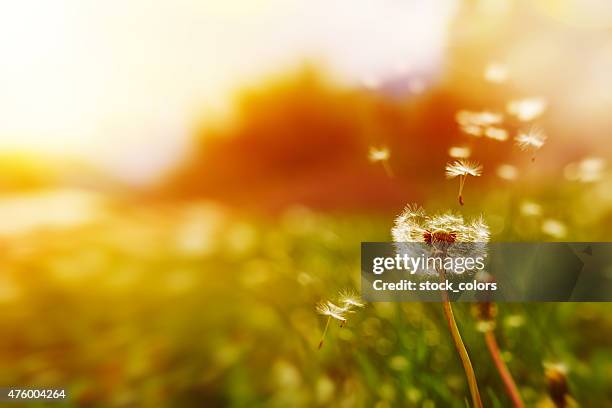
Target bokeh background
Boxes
[1,0,611,406]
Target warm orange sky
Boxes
[0,0,456,183]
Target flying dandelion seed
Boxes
[316,291,364,349]
[541,219,567,239]
[445,160,483,206]
[515,127,546,161]
[316,300,346,349]
[507,98,547,122]
[316,301,347,322]
[484,62,508,83]
[496,164,518,180]
[368,146,393,177]
[484,127,509,141]
[448,146,471,158]
[368,146,389,162]
[339,290,365,309]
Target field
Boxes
[0,195,610,407]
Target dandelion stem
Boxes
[458,175,466,206]
[318,316,331,349]
[438,267,483,408]
[381,160,394,178]
[484,330,524,408]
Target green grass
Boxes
[0,203,610,407]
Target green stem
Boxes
[438,267,483,408]
[441,299,483,408]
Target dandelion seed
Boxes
[316,291,364,349]
[507,97,546,122]
[445,160,483,206]
[484,62,508,83]
[541,219,567,239]
[316,301,346,349]
[515,127,546,161]
[448,146,471,159]
[484,127,509,141]
[496,164,518,180]
[339,290,365,309]
[316,301,347,322]
[368,146,393,177]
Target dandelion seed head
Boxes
[445,160,483,178]
[368,146,390,162]
[515,127,546,151]
[541,219,567,239]
[448,146,471,159]
[507,97,547,122]
[484,126,509,141]
[484,62,508,83]
[496,164,518,180]
[316,301,347,321]
[392,206,490,275]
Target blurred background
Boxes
[0,0,611,406]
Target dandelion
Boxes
[515,127,546,161]
[507,97,547,122]
[392,205,488,408]
[368,146,393,177]
[484,62,509,83]
[496,164,518,180]
[484,126,509,141]
[544,362,573,408]
[392,206,489,271]
[445,160,483,206]
[448,146,471,159]
[316,290,364,349]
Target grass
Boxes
[0,199,610,407]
